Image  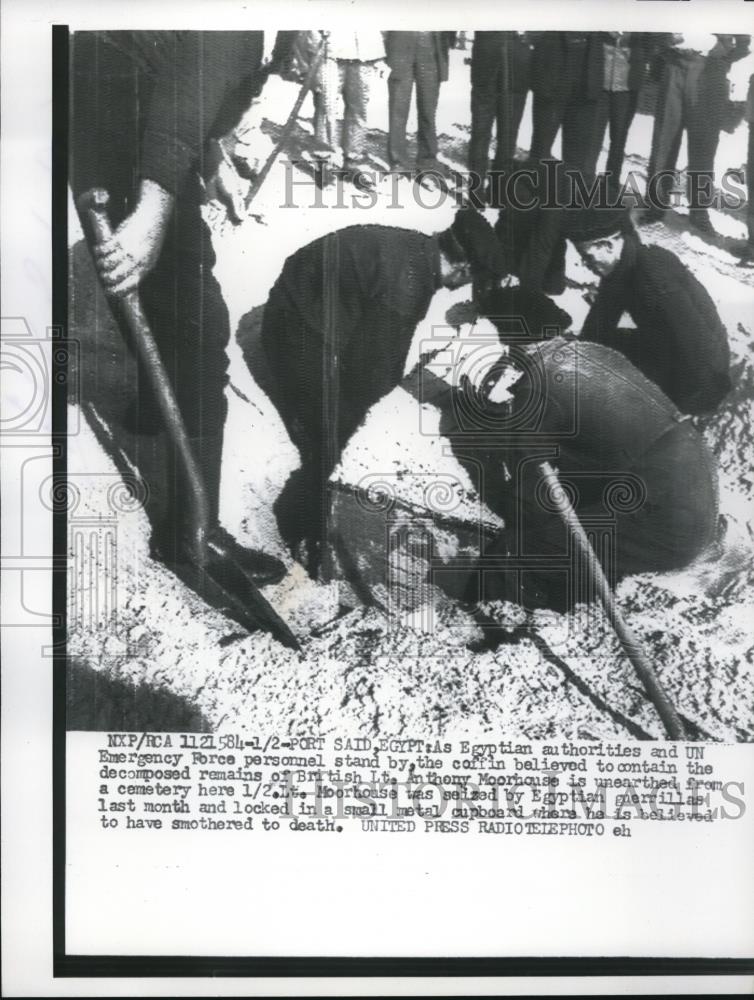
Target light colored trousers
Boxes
[313,59,374,168]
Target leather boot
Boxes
[150,432,286,587]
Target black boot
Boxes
[150,432,286,586]
[195,432,287,585]
[273,466,323,579]
[689,209,716,237]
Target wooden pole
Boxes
[539,461,686,740]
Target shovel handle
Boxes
[77,188,210,564]
[244,34,328,210]
[539,462,686,741]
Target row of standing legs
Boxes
[350,50,729,210]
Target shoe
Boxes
[737,243,754,268]
[205,524,286,585]
[313,159,337,189]
[150,522,286,586]
[273,467,325,580]
[340,165,376,192]
[414,166,452,194]
[689,210,716,237]
[385,164,413,179]
[149,429,286,586]
[485,172,509,209]
[416,158,454,179]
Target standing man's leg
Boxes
[140,202,230,473]
[687,60,724,233]
[494,88,527,169]
[414,32,441,169]
[468,37,499,183]
[386,32,416,172]
[529,93,563,161]
[139,198,284,580]
[605,89,638,193]
[341,60,370,172]
[645,61,686,216]
[312,54,340,178]
[590,92,610,183]
[562,96,602,181]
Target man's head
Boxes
[438,207,506,293]
[566,206,632,279]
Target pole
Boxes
[78,188,210,567]
[539,461,686,740]
[244,34,328,210]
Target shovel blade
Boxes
[169,555,301,651]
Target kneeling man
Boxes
[567,206,731,415]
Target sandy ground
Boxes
[67,47,754,741]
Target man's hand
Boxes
[94,179,173,296]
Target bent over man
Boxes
[261,209,505,574]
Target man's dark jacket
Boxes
[530,32,605,100]
[73,31,265,201]
[70,30,265,438]
[262,225,442,459]
[384,32,456,82]
[494,159,570,294]
[471,32,532,93]
[579,232,731,414]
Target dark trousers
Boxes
[261,290,399,559]
[648,56,727,211]
[592,89,638,190]
[530,93,601,178]
[70,33,230,441]
[529,40,601,178]
[387,32,441,169]
[469,77,527,178]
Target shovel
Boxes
[77,188,300,651]
[244,34,327,211]
[539,461,685,739]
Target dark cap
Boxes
[565,205,630,243]
[442,207,506,283]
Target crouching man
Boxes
[567,206,731,415]
[261,208,505,575]
[437,287,719,612]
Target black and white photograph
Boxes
[66,24,754,742]
[2,0,754,993]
